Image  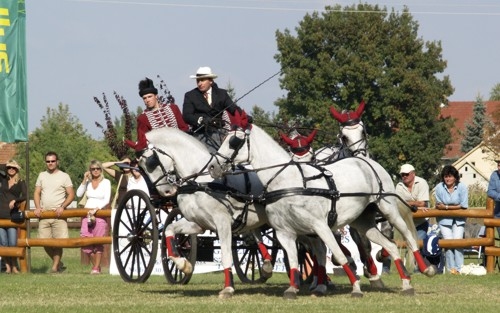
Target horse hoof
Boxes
[376,249,389,263]
[262,259,273,279]
[168,256,193,275]
[351,280,363,297]
[369,277,385,289]
[310,284,327,297]
[283,287,299,300]
[423,265,437,278]
[351,291,364,298]
[401,287,415,296]
[218,287,235,299]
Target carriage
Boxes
[111,165,316,285]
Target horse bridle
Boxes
[340,122,368,157]
[213,128,251,171]
[137,148,180,189]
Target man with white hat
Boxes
[487,158,500,238]
[182,66,243,152]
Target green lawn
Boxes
[1,229,499,313]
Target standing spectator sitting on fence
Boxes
[33,151,75,274]
[434,165,468,275]
[0,160,27,274]
[77,160,111,275]
[102,157,132,209]
[487,158,500,238]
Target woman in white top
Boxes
[77,160,111,274]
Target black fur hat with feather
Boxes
[138,77,158,97]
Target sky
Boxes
[24,0,500,139]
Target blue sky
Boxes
[25,0,500,139]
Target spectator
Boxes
[396,164,434,272]
[0,160,27,274]
[487,158,500,238]
[396,164,431,240]
[33,151,75,274]
[182,66,244,152]
[125,77,189,151]
[434,165,468,275]
[76,160,111,274]
[127,160,150,197]
[102,157,132,209]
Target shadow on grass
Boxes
[140,280,402,298]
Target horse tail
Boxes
[397,204,418,272]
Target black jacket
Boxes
[182,83,241,132]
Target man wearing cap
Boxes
[378,163,430,273]
[125,77,190,151]
[487,159,500,238]
[396,164,431,239]
[182,66,243,152]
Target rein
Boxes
[147,145,257,232]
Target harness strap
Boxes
[177,182,256,232]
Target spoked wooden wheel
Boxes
[232,227,279,284]
[284,240,314,284]
[112,190,158,283]
[161,207,198,284]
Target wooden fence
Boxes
[0,202,111,273]
[1,198,499,273]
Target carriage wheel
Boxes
[284,240,314,284]
[232,226,279,284]
[161,207,198,284]
[112,190,158,283]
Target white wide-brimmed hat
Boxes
[190,66,218,79]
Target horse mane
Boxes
[146,128,210,155]
[251,125,291,161]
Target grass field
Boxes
[1,240,499,313]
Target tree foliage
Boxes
[460,96,486,153]
[273,4,454,181]
[489,83,500,101]
[15,103,114,194]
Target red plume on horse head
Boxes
[228,109,252,130]
[330,100,365,126]
[279,129,318,156]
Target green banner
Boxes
[0,0,27,142]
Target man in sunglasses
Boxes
[33,151,75,273]
[378,163,430,274]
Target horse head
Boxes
[137,127,211,197]
[329,100,368,157]
[137,146,179,198]
[279,129,317,161]
[210,109,260,179]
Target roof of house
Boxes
[440,101,500,160]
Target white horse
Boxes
[280,130,384,285]
[137,128,273,299]
[210,119,436,299]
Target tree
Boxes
[15,103,114,194]
[274,4,453,181]
[489,83,500,101]
[460,95,486,153]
